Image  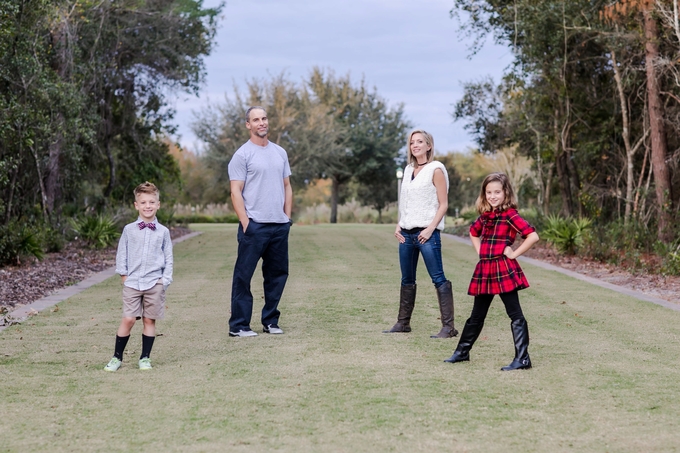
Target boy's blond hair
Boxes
[134,181,160,200]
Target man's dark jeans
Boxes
[229,220,290,332]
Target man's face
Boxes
[246,109,269,138]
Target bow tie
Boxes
[138,221,156,231]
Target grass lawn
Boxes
[2,223,680,452]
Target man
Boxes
[227,106,293,337]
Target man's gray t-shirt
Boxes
[228,140,291,223]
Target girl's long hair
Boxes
[475,173,518,214]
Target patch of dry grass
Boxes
[1,224,680,452]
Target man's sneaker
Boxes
[104,357,122,372]
[263,324,284,334]
[229,329,258,337]
[138,358,153,370]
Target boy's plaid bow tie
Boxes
[138,221,156,231]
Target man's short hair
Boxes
[245,106,266,123]
[134,181,160,199]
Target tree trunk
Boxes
[611,49,635,224]
[4,165,19,225]
[330,176,339,223]
[633,140,650,216]
[45,10,70,218]
[103,139,115,199]
[565,147,581,216]
[46,129,63,217]
[542,164,554,216]
[554,111,574,216]
[643,4,673,242]
[30,145,49,220]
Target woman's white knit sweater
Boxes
[398,161,449,231]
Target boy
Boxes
[104,181,173,371]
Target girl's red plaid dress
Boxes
[468,208,536,295]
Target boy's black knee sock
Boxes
[140,334,155,359]
[114,335,130,360]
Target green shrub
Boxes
[43,226,66,253]
[581,219,655,266]
[0,221,44,266]
[459,206,479,223]
[660,238,680,276]
[541,215,592,255]
[69,214,120,248]
[518,207,546,231]
[173,213,239,224]
[156,207,176,226]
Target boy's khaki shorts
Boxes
[122,282,165,320]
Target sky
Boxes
[172,0,514,155]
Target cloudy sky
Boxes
[172,0,514,154]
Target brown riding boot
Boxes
[431,280,458,338]
[383,284,417,333]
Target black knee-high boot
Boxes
[444,318,483,363]
[501,318,532,371]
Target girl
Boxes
[444,173,539,370]
[384,129,458,339]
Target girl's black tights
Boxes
[469,291,524,323]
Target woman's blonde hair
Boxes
[475,173,517,214]
[406,129,435,167]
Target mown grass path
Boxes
[2,224,680,452]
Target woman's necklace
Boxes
[416,161,428,167]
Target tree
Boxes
[73,0,221,204]
[0,0,222,227]
[0,0,92,224]
[193,69,411,222]
[452,0,680,243]
[306,68,410,222]
[603,0,674,241]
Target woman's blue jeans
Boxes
[399,228,447,288]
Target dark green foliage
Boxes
[173,214,239,224]
[660,239,680,276]
[0,221,44,265]
[156,207,176,228]
[69,214,120,249]
[0,0,221,233]
[541,215,592,255]
[42,226,66,253]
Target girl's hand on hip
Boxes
[503,246,515,260]
[418,228,433,244]
[395,226,405,244]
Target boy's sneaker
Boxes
[138,358,153,370]
[229,329,258,337]
[104,357,122,372]
[263,324,284,334]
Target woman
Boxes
[383,129,458,338]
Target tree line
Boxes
[452,0,680,244]
[189,68,411,223]
[0,0,220,225]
